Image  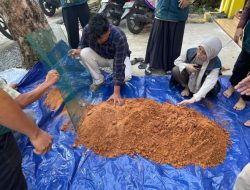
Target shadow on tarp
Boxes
[13,44,250,190]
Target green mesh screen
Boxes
[26,26,86,130]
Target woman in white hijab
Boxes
[171,36,222,105]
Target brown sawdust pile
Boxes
[43,90,230,168]
[75,98,230,168]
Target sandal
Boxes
[145,67,152,75]
[138,62,147,69]
[131,57,144,65]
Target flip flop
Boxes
[138,62,147,69]
[145,67,152,75]
[131,57,144,65]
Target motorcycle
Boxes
[0,15,13,40]
[38,0,61,17]
[98,0,128,26]
[121,0,156,34]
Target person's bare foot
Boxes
[244,120,250,127]
[221,66,230,72]
[223,86,235,98]
[181,87,190,97]
[233,97,246,110]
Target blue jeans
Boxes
[0,132,27,190]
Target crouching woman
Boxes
[171,36,222,105]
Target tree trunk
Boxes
[0,0,49,68]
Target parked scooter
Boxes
[98,0,128,26]
[121,0,156,34]
[0,15,13,40]
[39,0,61,17]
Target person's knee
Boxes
[124,57,132,82]
[80,47,94,62]
[172,66,180,79]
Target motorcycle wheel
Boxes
[104,4,122,26]
[126,8,144,34]
[0,16,13,40]
[39,0,56,17]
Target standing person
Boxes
[144,0,189,75]
[235,74,250,126]
[70,14,132,105]
[223,0,250,110]
[0,89,53,190]
[61,0,90,48]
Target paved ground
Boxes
[0,8,241,76]
[125,21,241,76]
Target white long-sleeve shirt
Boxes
[174,54,220,102]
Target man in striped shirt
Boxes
[70,14,132,105]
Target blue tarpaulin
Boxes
[10,41,250,190]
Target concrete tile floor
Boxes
[122,21,241,76]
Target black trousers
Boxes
[62,3,90,48]
[145,19,185,71]
[230,49,250,100]
[171,66,189,88]
[230,49,250,86]
[171,66,221,96]
[0,133,27,190]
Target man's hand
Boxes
[178,97,196,106]
[235,75,250,95]
[185,64,199,73]
[0,89,53,155]
[234,28,243,43]
[68,49,81,57]
[108,85,124,106]
[14,70,59,109]
[44,70,60,87]
[29,129,53,155]
[108,93,124,106]
[179,0,189,8]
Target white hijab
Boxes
[188,37,222,93]
[200,36,222,61]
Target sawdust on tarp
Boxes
[75,98,230,168]
[44,88,72,131]
[61,119,71,132]
[44,88,64,111]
